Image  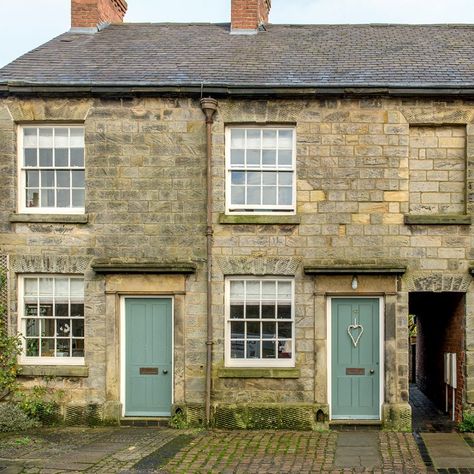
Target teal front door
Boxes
[331,298,380,420]
[125,298,172,416]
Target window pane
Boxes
[70,128,84,147]
[55,149,68,167]
[278,322,292,338]
[278,340,292,358]
[262,149,276,166]
[230,149,244,166]
[231,186,245,205]
[23,128,37,147]
[26,319,39,337]
[70,279,84,297]
[262,281,276,299]
[55,303,69,317]
[39,303,53,317]
[278,130,293,148]
[278,281,292,299]
[71,303,84,317]
[24,278,38,296]
[279,172,293,186]
[277,304,292,319]
[262,130,277,148]
[262,322,276,339]
[41,189,55,207]
[72,319,84,337]
[72,339,84,357]
[70,148,84,167]
[262,341,276,358]
[246,281,260,297]
[231,129,245,148]
[26,190,39,208]
[39,128,53,147]
[26,170,39,187]
[230,281,244,299]
[26,339,39,356]
[40,170,54,187]
[230,304,244,319]
[39,149,53,167]
[24,149,37,166]
[54,128,68,148]
[247,129,261,148]
[246,340,260,358]
[278,187,292,206]
[57,189,70,208]
[262,187,276,205]
[56,319,71,337]
[230,321,244,339]
[39,278,53,296]
[247,187,260,205]
[231,340,244,358]
[231,171,245,185]
[247,321,260,339]
[246,304,259,319]
[278,150,292,166]
[261,304,275,319]
[57,170,70,187]
[41,319,55,337]
[56,339,70,357]
[247,172,260,185]
[72,189,85,207]
[246,149,260,166]
[25,304,38,317]
[71,170,84,187]
[262,172,277,185]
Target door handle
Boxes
[163,369,168,374]
[369,369,375,374]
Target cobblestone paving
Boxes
[0,426,470,473]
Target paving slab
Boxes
[334,432,382,468]
[422,432,474,469]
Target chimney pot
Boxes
[231,0,271,33]
[71,0,127,29]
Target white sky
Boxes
[1,0,474,68]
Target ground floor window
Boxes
[225,277,294,367]
[19,275,84,364]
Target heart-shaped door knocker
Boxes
[347,319,364,347]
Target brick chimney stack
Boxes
[71,0,127,29]
[231,0,271,33]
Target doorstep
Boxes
[330,420,382,431]
[120,417,170,427]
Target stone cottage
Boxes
[0,0,473,430]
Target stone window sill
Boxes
[404,214,471,225]
[219,214,300,225]
[10,213,89,224]
[19,365,89,378]
[218,368,300,379]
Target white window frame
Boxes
[17,124,85,214]
[224,277,295,368]
[225,126,296,215]
[18,275,85,366]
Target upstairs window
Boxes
[226,127,295,214]
[19,126,85,213]
[225,278,295,367]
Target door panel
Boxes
[331,298,380,419]
[125,298,172,416]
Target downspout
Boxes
[200,97,218,426]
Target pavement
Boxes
[0,426,473,473]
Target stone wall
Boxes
[0,95,473,426]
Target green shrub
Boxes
[459,412,474,432]
[16,385,63,424]
[0,403,39,432]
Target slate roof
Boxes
[0,23,473,91]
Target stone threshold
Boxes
[92,260,196,274]
[120,417,170,427]
[9,213,89,224]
